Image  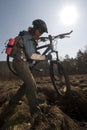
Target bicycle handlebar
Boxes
[40,30,73,42]
[54,30,73,39]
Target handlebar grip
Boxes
[69,30,73,34]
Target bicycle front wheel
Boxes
[50,61,71,97]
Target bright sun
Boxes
[59,5,78,25]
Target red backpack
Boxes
[5,36,20,75]
[5,36,20,57]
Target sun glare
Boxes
[59,5,78,26]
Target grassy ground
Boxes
[0,75,87,130]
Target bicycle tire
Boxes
[50,60,71,97]
[7,55,18,76]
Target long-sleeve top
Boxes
[15,31,46,61]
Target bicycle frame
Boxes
[36,30,73,62]
[36,35,59,61]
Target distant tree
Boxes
[63,55,77,74]
[76,49,87,74]
[62,47,87,74]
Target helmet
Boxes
[32,19,48,33]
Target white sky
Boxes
[0,0,87,61]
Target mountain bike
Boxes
[34,30,73,96]
[7,30,73,96]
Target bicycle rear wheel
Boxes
[7,55,18,76]
[50,61,71,96]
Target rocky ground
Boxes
[0,74,87,130]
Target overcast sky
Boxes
[0,0,87,61]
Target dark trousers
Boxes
[11,59,39,114]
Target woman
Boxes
[9,19,48,116]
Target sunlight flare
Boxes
[59,5,78,25]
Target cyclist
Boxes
[9,19,50,116]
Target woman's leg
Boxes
[9,83,25,105]
[13,59,40,115]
